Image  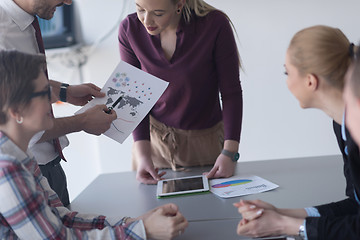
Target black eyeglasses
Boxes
[30,85,52,101]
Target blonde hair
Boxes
[173,0,241,67]
[180,0,217,22]
[288,25,351,90]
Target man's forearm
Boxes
[37,115,84,142]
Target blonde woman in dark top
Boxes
[235,26,360,240]
[119,0,243,184]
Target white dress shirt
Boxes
[0,0,69,165]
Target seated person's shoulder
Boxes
[0,155,23,173]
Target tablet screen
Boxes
[162,177,204,194]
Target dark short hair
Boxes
[0,50,46,124]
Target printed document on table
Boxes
[76,61,168,143]
[210,175,279,198]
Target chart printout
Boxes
[76,61,169,143]
[210,175,279,198]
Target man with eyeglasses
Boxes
[0,0,117,206]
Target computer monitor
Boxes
[38,4,76,49]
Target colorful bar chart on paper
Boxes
[210,175,279,198]
[211,179,253,188]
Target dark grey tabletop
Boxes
[70,155,346,239]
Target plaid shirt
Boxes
[0,132,146,240]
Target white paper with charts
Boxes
[76,61,169,143]
[209,175,279,198]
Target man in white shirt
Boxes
[0,0,117,206]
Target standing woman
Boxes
[234,26,360,239]
[119,0,243,184]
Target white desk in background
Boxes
[70,155,346,240]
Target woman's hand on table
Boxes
[137,158,166,184]
[204,153,236,179]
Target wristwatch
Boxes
[59,83,69,102]
[298,224,305,239]
[221,149,240,162]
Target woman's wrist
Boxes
[282,215,304,236]
[277,208,308,219]
[134,140,152,159]
[223,140,239,152]
[121,216,133,225]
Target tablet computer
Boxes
[156,175,210,198]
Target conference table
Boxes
[70,155,346,239]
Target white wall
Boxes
[48,0,360,201]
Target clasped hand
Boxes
[130,203,188,240]
[234,199,285,238]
